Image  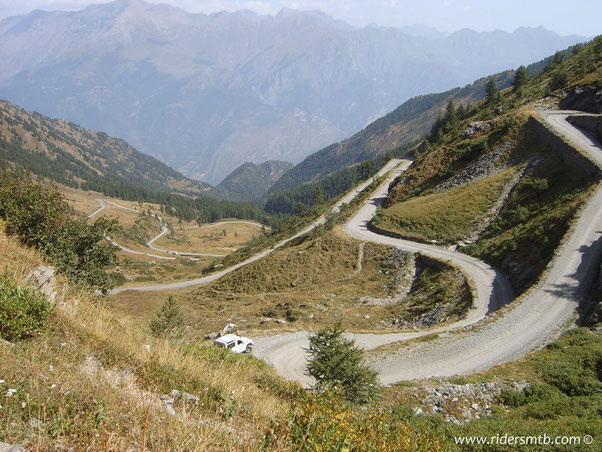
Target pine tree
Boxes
[485,77,499,103]
[445,100,458,132]
[306,322,381,404]
[149,296,184,338]
[513,66,529,94]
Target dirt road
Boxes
[256,110,602,386]
[109,159,401,294]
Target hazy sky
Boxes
[1,0,600,36]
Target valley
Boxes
[0,16,600,450]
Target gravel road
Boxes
[255,110,602,386]
[109,159,401,294]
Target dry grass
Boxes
[0,228,296,450]
[155,221,264,255]
[108,228,471,337]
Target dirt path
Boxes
[90,199,226,259]
[256,110,602,386]
[109,160,401,294]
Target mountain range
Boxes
[0,0,586,183]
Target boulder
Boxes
[0,443,27,452]
[220,323,238,336]
[23,266,61,303]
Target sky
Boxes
[0,0,601,37]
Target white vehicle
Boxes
[213,334,253,353]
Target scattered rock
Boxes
[5,388,17,397]
[434,142,510,193]
[0,443,27,452]
[183,392,200,404]
[397,380,530,423]
[220,323,238,336]
[24,266,61,303]
[0,339,14,348]
[29,417,42,428]
[461,120,499,139]
[273,319,286,324]
[205,332,219,340]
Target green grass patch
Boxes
[376,170,514,243]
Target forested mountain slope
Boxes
[209,160,293,201]
[0,99,209,195]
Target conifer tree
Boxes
[445,100,458,132]
[485,77,499,103]
[513,66,529,94]
[306,322,381,404]
[149,296,184,338]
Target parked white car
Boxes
[213,334,253,353]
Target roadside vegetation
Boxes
[383,328,602,451]
[0,170,117,292]
[380,36,601,291]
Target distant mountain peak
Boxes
[0,2,587,183]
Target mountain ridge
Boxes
[0,98,209,194]
[209,160,293,201]
[0,0,586,183]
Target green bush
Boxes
[0,171,117,292]
[0,276,53,342]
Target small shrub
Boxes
[529,178,549,191]
[499,388,527,407]
[0,276,53,341]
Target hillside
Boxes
[0,99,209,194]
[0,0,585,182]
[209,160,293,201]
[376,36,602,293]
[270,46,582,194]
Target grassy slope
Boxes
[0,228,443,451]
[376,170,514,242]
[381,38,601,291]
[0,229,289,450]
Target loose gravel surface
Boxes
[109,160,401,293]
[256,110,602,386]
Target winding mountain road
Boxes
[255,110,602,386]
[109,159,402,294]
[89,199,229,260]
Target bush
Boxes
[0,276,53,342]
[306,322,381,404]
[265,390,443,452]
[499,388,527,407]
[0,171,117,292]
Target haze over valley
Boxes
[0,0,586,183]
[0,0,601,450]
